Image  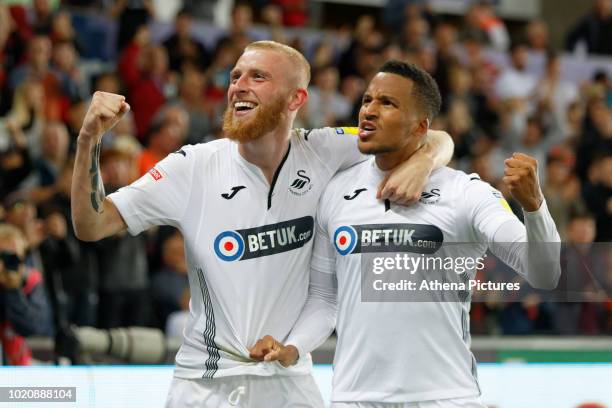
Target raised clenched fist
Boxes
[503,152,544,212]
[80,91,130,141]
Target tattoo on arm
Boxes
[89,142,105,213]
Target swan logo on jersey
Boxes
[214,216,314,261]
[333,223,443,256]
[334,226,358,255]
[214,231,245,261]
[419,188,440,204]
[289,170,313,196]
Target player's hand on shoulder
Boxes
[378,152,433,206]
[80,91,131,142]
[248,335,299,367]
[503,152,543,212]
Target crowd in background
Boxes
[0,0,611,363]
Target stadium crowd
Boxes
[0,0,610,364]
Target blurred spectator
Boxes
[445,65,476,114]
[0,5,16,115]
[576,97,612,180]
[151,231,188,328]
[543,150,583,238]
[9,35,51,90]
[29,0,55,34]
[582,154,612,241]
[261,4,288,44]
[65,99,87,142]
[174,68,213,145]
[110,0,154,52]
[39,164,99,327]
[0,118,33,200]
[432,22,459,98]
[339,75,365,124]
[163,8,211,73]
[95,149,150,328]
[525,19,550,52]
[355,44,384,84]
[495,42,536,102]
[400,16,431,54]
[565,0,612,55]
[49,10,85,55]
[6,79,46,160]
[4,197,45,274]
[458,30,498,86]
[181,0,220,22]
[535,53,579,136]
[592,69,612,105]
[344,43,385,120]
[304,66,351,129]
[408,45,436,75]
[9,35,68,123]
[137,121,183,176]
[446,99,486,162]
[310,40,336,75]
[463,0,509,52]
[479,238,555,335]
[203,38,239,107]
[120,36,174,138]
[37,121,69,184]
[217,2,255,52]
[498,294,554,335]
[338,15,381,80]
[381,42,405,65]
[383,0,435,36]
[52,41,87,102]
[495,41,537,136]
[555,209,606,334]
[153,105,189,144]
[269,0,308,27]
[0,223,53,365]
[565,101,587,143]
[20,122,70,205]
[2,8,32,81]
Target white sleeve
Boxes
[463,177,519,241]
[305,127,366,173]
[108,146,196,235]
[285,196,338,357]
[463,177,561,289]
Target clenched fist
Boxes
[80,92,130,142]
[503,152,544,212]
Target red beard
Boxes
[223,96,288,143]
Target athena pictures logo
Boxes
[334,226,358,255]
[214,231,245,261]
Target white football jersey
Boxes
[109,127,363,379]
[314,157,558,403]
